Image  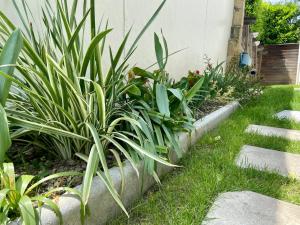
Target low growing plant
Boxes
[175,60,224,109]
[178,59,263,112]
[223,62,263,102]
[0,162,82,225]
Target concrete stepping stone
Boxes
[236,145,300,179]
[276,110,300,123]
[202,191,300,225]
[246,124,300,141]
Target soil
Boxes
[9,142,121,197]
[194,98,230,120]
[8,144,85,195]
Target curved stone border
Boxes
[12,101,239,225]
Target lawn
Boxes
[111,85,300,224]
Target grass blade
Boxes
[80,145,99,205]
[80,29,112,77]
[0,29,23,105]
[0,105,11,161]
[19,196,36,225]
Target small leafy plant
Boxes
[175,60,224,108]
[0,163,82,225]
[223,61,263,102]
[126,33,205,176]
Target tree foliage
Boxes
[245,0,262,17]
[252,2,300,44]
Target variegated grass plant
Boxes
[0,0,176,215]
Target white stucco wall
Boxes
[0,0,234,80]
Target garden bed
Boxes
[9,98,230,197]
[193,99,230,120]
[8,98,231,203]
[0,2,263,224]
[11,101,239,225]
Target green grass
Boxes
[111,86,300,225]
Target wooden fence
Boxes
[261,44,300,84]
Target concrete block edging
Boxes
[12,101,239,225]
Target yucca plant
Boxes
[0,162,82,225]
[0,0,175,215]
[0,29,23,162]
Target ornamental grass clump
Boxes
[0,0,210,218]
[0,0,175,215]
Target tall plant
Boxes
[0,0,174,215]
[125,33,207,178]
[0,29,23,162]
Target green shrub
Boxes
[174,60,224,109]
[220,63,263,103]
[252,2,300,44]
[245,0,262,18]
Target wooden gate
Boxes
[261,43,300,84]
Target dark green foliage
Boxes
[126,33,206,170]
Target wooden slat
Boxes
[261,44,299,84]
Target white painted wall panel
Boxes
[0,0,234,80]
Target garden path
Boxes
[276,110,300,123]
[236,145,300,179]
[202,191,300,225]
[203,102,300,224]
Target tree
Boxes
[245,0,262,18]
[252,2,300,44]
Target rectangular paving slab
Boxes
[202,191,300,225]
[276,110,300,123]
[246,124,300,141]
[236,145,300,179]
